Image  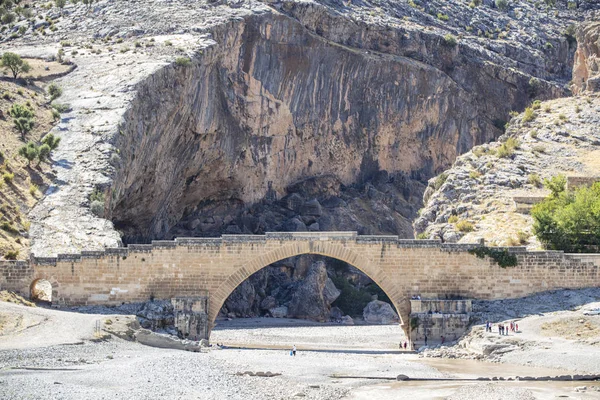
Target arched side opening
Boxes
[209,241,409,338]
[30,279,53,303]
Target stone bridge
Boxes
[2,232,600,339]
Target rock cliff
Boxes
[573,20,600,94]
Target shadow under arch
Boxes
[209,240,410,337]
[30,278,53,303]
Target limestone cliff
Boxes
[107,4,575,243]
[573,20,600,94]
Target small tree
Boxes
[543,174,566,198]
[55,0,67,11]
[42,133,61,150]
[18,142,39,165]
[1,52,32,80]
[48,83,63,101]
[37,143,51,164]
[8,103,35,138]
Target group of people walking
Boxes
[485,320,518,335]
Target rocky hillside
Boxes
[414,88,600,247]
[0,60,69,260]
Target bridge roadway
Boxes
[2,232,600,338]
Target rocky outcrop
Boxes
[573,21,600,94]
[287,261,340,321]
[363,300,400,324]
[414,94,600,247]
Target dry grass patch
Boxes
[540,317,600,340]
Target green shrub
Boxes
[437,13,449,21]
[469,247,518,268]
[433,173,448,190]
[469,170,481,179]
[330,274,391,317]
[448,215,459,224]
[564,24,577,46]
[52,103,71,113]
[532,182,600,252]
[531,100,541,110]
[456,220,474,232]
[37,144,51,163]
[48,83,63,101]
[522,107,536,122]
[3,249,19,260]
[175,57,191,67]
[496,137,520,158]
[527,174,542,187]
[416,232,428,239]
[443,33,457,47]
[543,174,566,197]
[90,200,104,217]
[8,103,35,137]
[18,142,39,165]
[2,172,15,184]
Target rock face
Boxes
[287,261,340,321]
[107,3,577,243]
[363,300,400,325]
[573,21,600,94]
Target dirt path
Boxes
[0,302,101,350]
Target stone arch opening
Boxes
[30,279,53,303]
[209,241,409,338]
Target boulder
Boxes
[323,277,341,304]
[330,306,343,320]
[287,261,340,321]
[340,315,354,325]
[135,329,201,351]
[283,217,308,232]
[136,300,174,329]
[362,300,400,324]
[282,193,305,212]
[300,199,322,216]
[260,296,278,310]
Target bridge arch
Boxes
[209,240,410,337]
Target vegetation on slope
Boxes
[0,55,65,260]
[533,177,600,253]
